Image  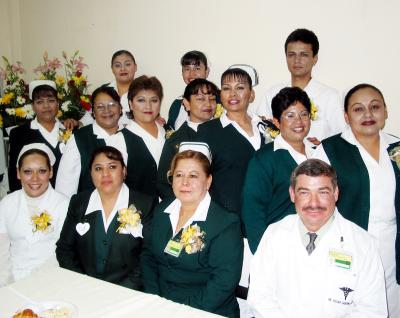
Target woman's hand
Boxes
[63,119,80,130]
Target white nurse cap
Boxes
[17,143,56,168]
[29,80,57,99]
[178,142,212,163]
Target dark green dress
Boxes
[56,187,157,290]
[196,118,264,216]
[141,197,243,318]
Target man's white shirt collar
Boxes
[273,134,313,164]
[85,183,130,232]
[164,192,211,236]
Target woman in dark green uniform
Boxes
[157,78,219,199]
[56,86,122,198]
[196,68,264,216]
[313,83,400,316]
[142,143,243,318]
[56,146,157,290]
[242,87,313,253]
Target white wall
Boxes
[2,0,399,134]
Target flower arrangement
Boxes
[214,103,224,119]
[116,204,143,237]
[180,224,205,254]
[31,211,52,233]
[389,146,400,169]
[310,99,318,121]
[34,50,91,121]
[0,57,31,128]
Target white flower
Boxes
[17,96,26,105]
[24,104,34,119]
[61,101,71,112]
[6,108,15,115]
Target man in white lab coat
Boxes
[247,159,387,317]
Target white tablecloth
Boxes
[0,266,222,317]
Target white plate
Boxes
[16,301,78,318]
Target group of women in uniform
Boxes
[0,48,399,317]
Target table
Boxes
[0,266,222,317]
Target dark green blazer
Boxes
[167,98,185,129]
[196,119,264,215]
[242,142,297,253]
[8,121,63,192]
[120,128,158,196]
[157,122,198,199]
[74,124,106,193]
[56,188,157,290]
[141,198,243,318]
[322,134,400,283]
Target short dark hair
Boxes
[91,85,121,105]
[32,85,58,101]
[221,68,252,87]
[285,28,319,56]
[89,146,126,170]
[272,87,311,121]
[18,148,51,170]
[180,50,208,68]
[183,78,219,101]
[290,159,337,189]
[127,75,163,102]
[344,83,386,112]
[167,150,211,183]
[111,50,136,65]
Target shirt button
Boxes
[103,240,107,245]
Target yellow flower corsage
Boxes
[165,129,175,139]
[116,204,143,237]
[213,103,224,119]
[389,146,400,169]
[31,211,52,233]
[310,99,318,121]
[58,128,72,144]
[180,224,205,254]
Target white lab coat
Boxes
[0,186,68,285]
[253,79,346,141]
[248,210,387,318]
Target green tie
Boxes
[306,232,317,255]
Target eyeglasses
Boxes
[282,110,310,121]
[94,102,119,112]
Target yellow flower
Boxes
[15,107,27,118]
[58,129,72,143]
[55,75,65,86]
[310,100,318,121]
[39,74,46,80]
[389,146,400,170]
[57,110,63,118]
[268,128,280,139]
[73,75,86,85]
[116,204,142,233]
[214,103,224,119]
[57,93,65,100]
[1,92,14,105]
[180,224,205,254]
[165,129,175,139]
[31,212,52,232]
[0,114,3,127]
[80,95,90,103]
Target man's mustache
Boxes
[303,206,326,212]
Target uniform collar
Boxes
[219,111,261,128]
[186,120,200,132]
[31,117,64,131]
[85,183,129,216]
[164,192,211,235]
[341,126,400,149]
[125,120,165,140]
[92,121,122,139]
[273,134,313,163]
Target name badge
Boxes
[164,240,183,257]
[329,249,352,270]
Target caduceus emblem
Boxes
[339,287,354,300]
